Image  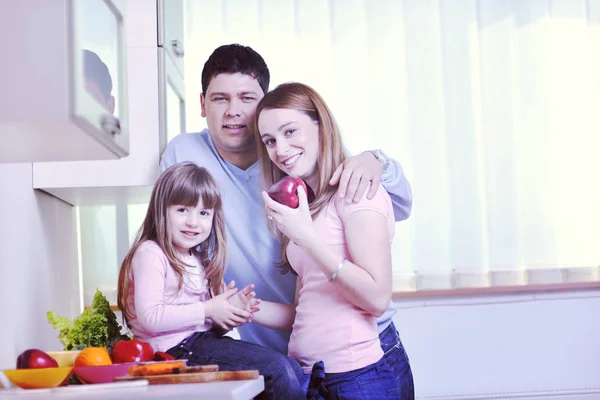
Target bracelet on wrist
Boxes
[328,259,345,283]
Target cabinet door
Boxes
[0,0,129,163]
[33,46,162,206]
[157,0,185,77]
[73,0,129,154]
[32,1,184,206]
[159,48,186,155]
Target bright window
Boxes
[79,0,600,305]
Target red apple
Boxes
[16,349,58,369]
[267,177,315,208]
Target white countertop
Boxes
[0,377,264,400]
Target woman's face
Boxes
[258,108,320,186]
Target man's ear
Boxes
[200,93,206,118]
[107,95,116,115]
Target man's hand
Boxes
[329,151,383,203]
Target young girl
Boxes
[116,161,305,400]
[252,83,413,399]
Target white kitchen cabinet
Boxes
[158,0,185,77]
[31,0,185,205]
[0,0,129,163]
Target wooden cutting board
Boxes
[114,370,259,385]
[128,363,218,376]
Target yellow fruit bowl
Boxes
[47,351,81,367]
[3,367,73,389]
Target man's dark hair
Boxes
[201,44,270,95]
[83,49,113,101]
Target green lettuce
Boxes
[47,290,124,351]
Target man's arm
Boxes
[329,150,413,222]
[380,156,413,222]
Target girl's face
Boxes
[258,108,320,187]
[167,199,214,255]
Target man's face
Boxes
[200,73,264,164]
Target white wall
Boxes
[394,290,600,399]
[0,163,80,369]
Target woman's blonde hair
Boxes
[117,162,227,325]
[253,82,346,273]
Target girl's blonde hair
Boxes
[252,82,346,273]
[117,162,227,325]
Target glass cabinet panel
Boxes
[73,0,129,153]
[158,0,185,76]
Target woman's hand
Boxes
[262,186,317,248]
[228,282,261,315]
[204,286,253,330]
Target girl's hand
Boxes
[228,282,262,315]
[204,287,253,330]
[262,186,316,248]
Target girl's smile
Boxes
[167,200,214,255]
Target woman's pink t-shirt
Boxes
[287,185,395,373]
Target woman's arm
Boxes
[261,188,392,316]
[251,276,301,332]
[301,210,392,316]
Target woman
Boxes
[250,82,414,399]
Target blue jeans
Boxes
[380,321,414,400]
[304,357,400,399]
[303,322,413,399]
[167,331,305,400]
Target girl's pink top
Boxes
[287,185,395,373]
[126,240,211,352]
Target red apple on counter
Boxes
[267,177,315,209]
[16,349,59,369]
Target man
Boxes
[161,44,414,397]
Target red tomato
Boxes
[111,339,154,364]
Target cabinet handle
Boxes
[101,114,121,135]
[171,39,184,57]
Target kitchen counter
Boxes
[0,377,264,400]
